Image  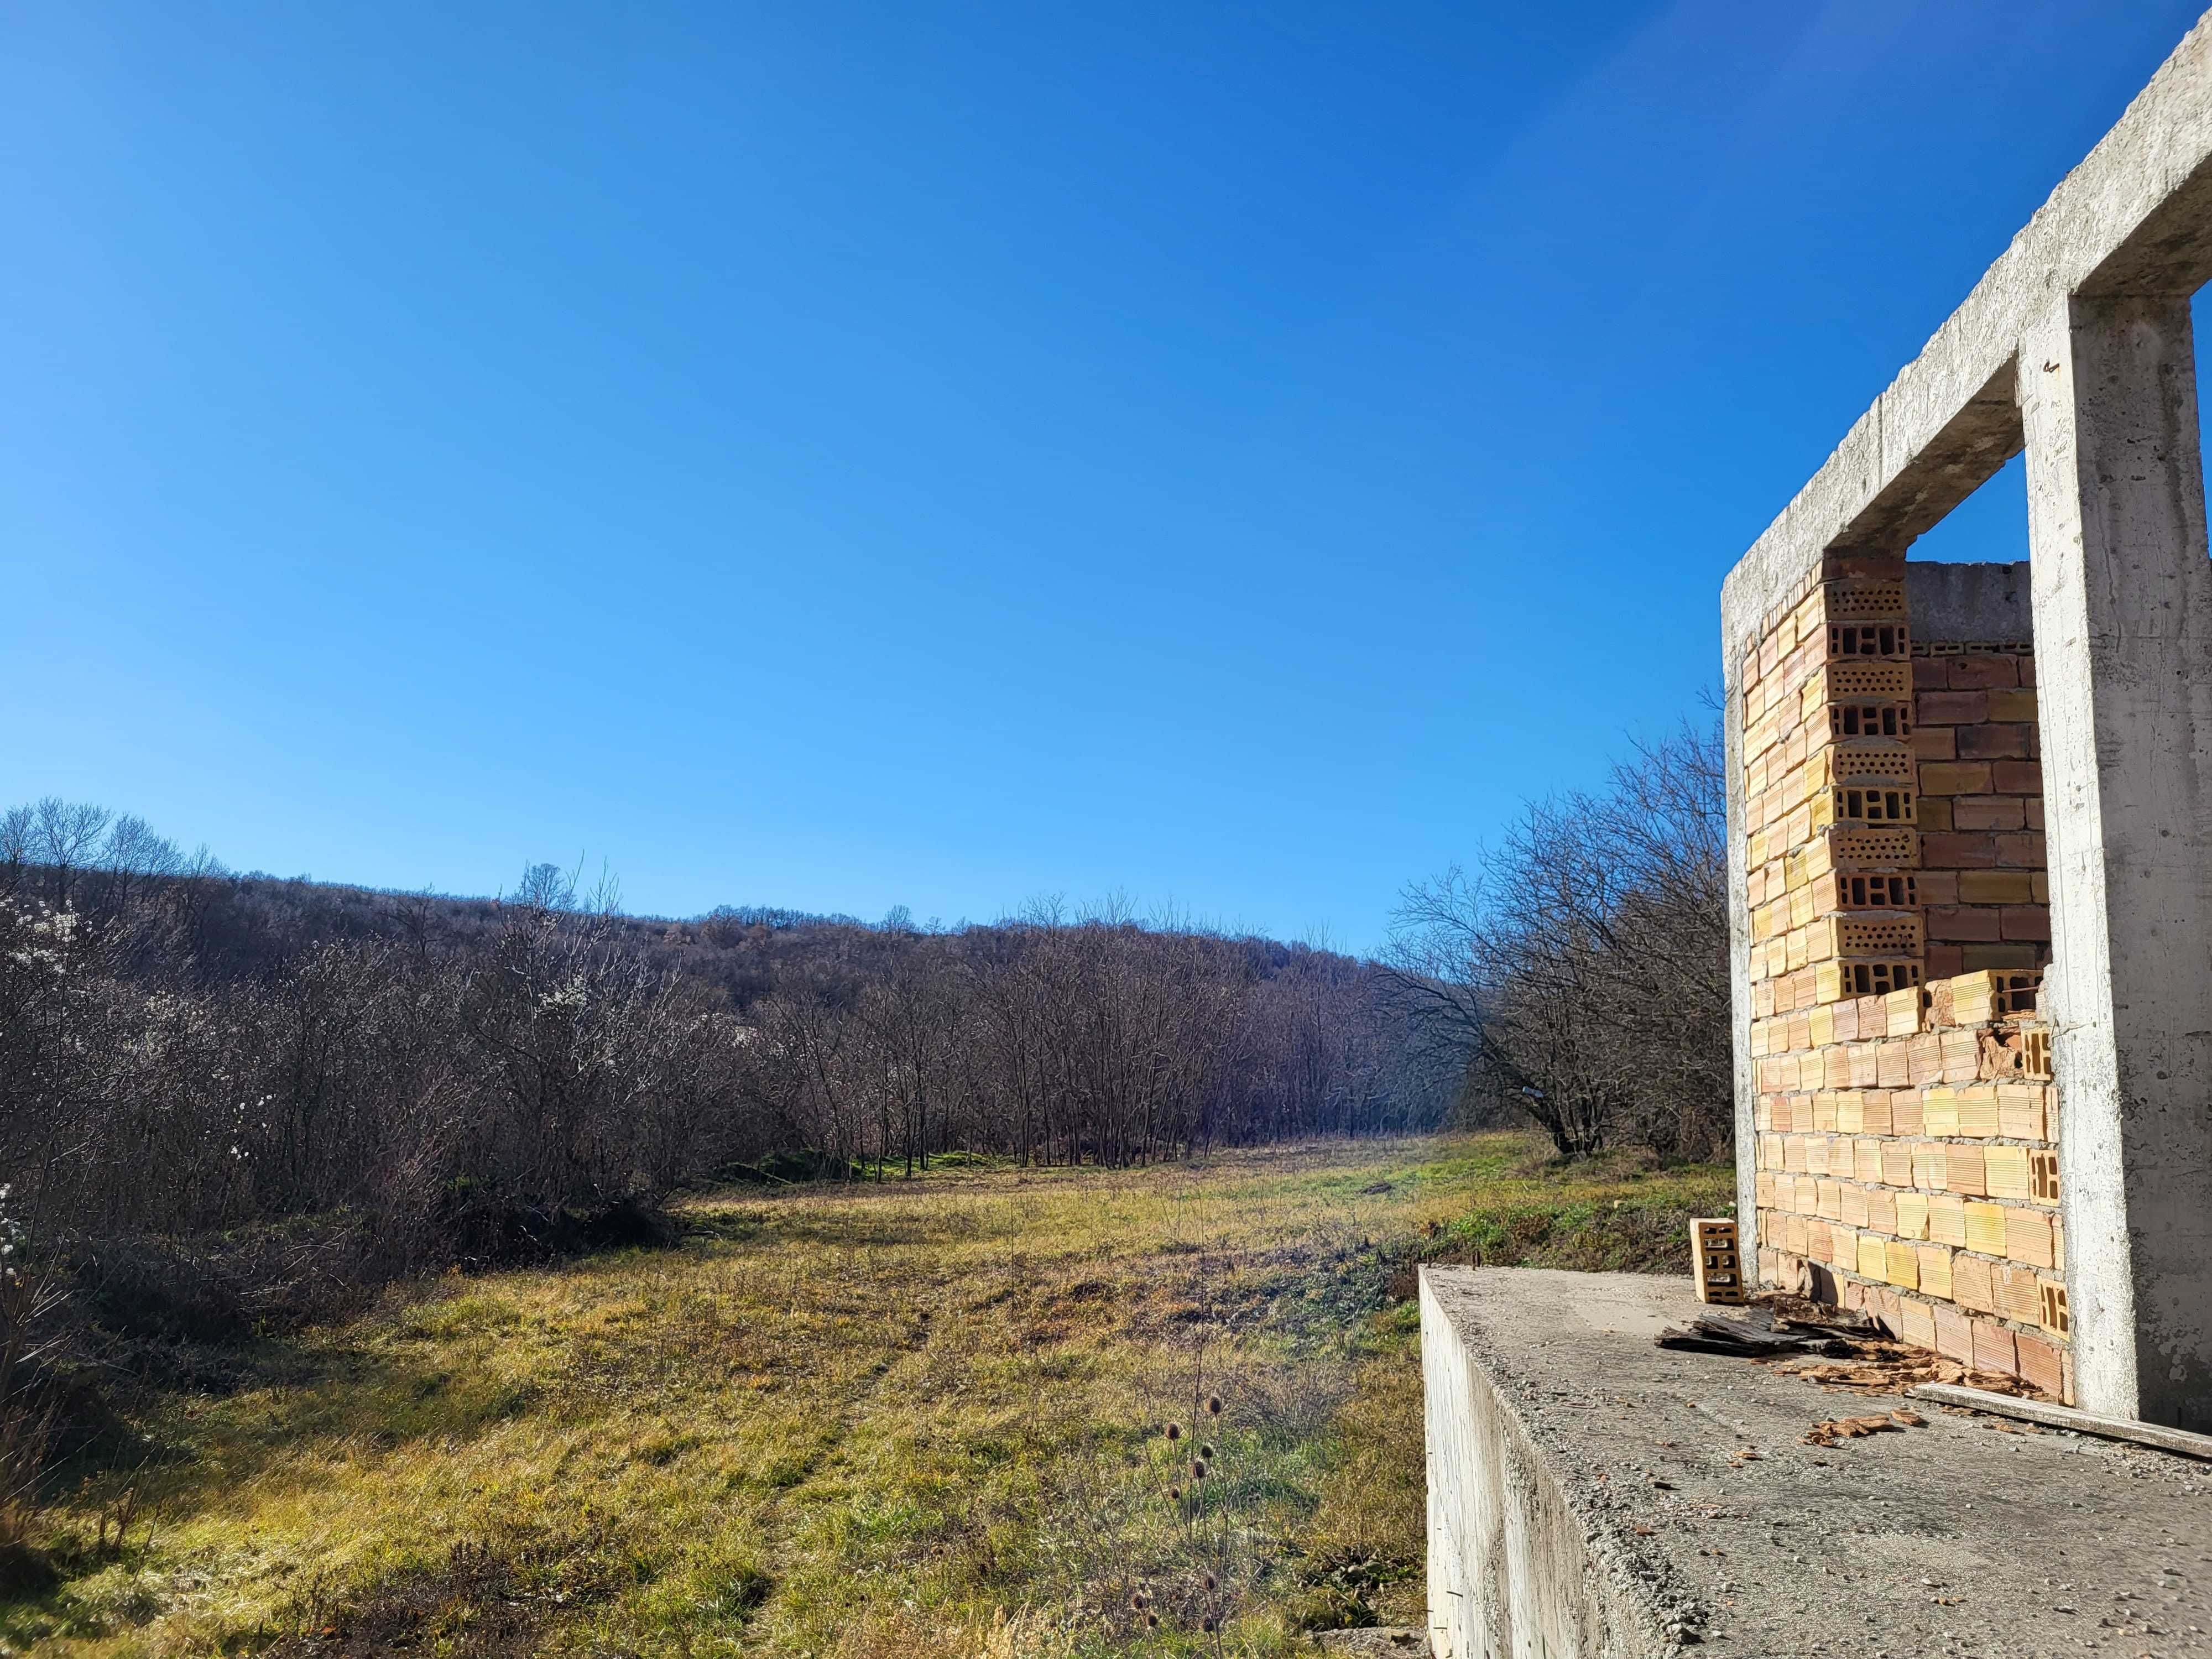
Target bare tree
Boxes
[1385,722,1729,1160]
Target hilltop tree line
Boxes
[0,801,1464,1276]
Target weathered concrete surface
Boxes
[1423,1267,2212,1658]
[1903,561,2032,644]
[2021,291,2212,1434]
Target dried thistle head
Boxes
[1199,1443,1217,1459]
[1191,1459,1207,1479]
[1145,1613,1160,1629]
[1168,1485,1182,1500]
[1166,1422,1183,1441]
[1206,1395,1223,1416]
[1204,1573,1217,1591]
[1202,1615,1218,1633]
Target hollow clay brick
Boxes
[1934,1302,1975,1363]
[1920,832,1998,868]
[1927,906,2003,942]
[1920,761,1994,795]
[1917,690,1988,725]
[1957,723,2032,760]
[2016,1331,2064,1397]
[1972,1318,2020,1376]
[1948,655,2021,690]
[1953,796,2027,831]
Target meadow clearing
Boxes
[19,1133,1730,1658]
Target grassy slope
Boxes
[21,1133,1729,1657]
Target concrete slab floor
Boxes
[1425,1268,2212,1658]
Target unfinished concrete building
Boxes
[1721,25,2212,1435]
[1422,15,2212,1656]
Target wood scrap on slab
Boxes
[1653,1313,1851,1358]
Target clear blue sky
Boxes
[5,2,2205,947]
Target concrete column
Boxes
[2021,293,2212,1431]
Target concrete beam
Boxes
[1905,560,2034,643]
[1721,11,2212,662]
[2022,292,2212,1432]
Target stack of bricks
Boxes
[1912,641,2048,979]
[1740,553,2068,1400]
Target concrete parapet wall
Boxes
[1421,1271,1690,1658]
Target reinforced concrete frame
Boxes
[1722,12,2212,1431]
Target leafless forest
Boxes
[3,725,1726,1298]
[1,801,1466,1288]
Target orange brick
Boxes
[2006,1208,2055,1269]
[1934,1302,1975,1363]
[2016,1331,2064,1397]
[1971,1319,2018,1377]
[1995,1263,2042,1323]
[1945,1144,1987,1196]
[1840,1183,1870,1227]
[1866,1187,1898,1234]
[1953,1253,1996,1312]
[1896,1295,1938,1350]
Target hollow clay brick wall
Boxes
[1741,555,2068,1400]
[1912,641,2049,981]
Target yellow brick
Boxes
[1885,988,1923,1036]
[1857,1233,1888,1280]
[1958,869,2036,905]
[1917,1244,1953,1299]
[1835,1092,1865,1134]
[1911,1144,1946,1190]
[1964,1202,2008,1256]
[1985,1145,2032,1201]
[1885,1238,1920,1288]
[1928,1194,1967,1246]
[1895,1191,1929,1240]
[1921,1088,1959,1136]
[1996,1084,2045,1141]
[1954,1086,2000,1137]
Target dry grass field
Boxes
[16,1133,1730,1657]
